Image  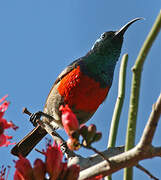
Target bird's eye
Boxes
[101,33,106,39]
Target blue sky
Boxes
[0,1,161,179]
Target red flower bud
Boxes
[45,143,63,179]
[33,159,46,180]
[60,105,79,136]
[65,164,80,180]
[14,170,24,180]
[57,162,68,179]
[14,156,34,180]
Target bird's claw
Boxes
[60,142,68,153]
[30,111,43,127]
[29,111,54,127]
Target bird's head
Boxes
[91,18,143,55]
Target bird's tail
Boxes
[11,125,47,157]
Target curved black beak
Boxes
[115,17,143,36]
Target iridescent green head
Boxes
[91,18,142,56]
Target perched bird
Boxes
[11,18,141,157]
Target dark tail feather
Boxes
[11,125,47,157]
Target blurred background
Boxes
[0,1,161,179]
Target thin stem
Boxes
[124,11,161,180]
[106,54,128,180]
[136,164,159,180]
[81,144,111,164]
[108,54,128,148]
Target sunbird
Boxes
[11,18,141,157]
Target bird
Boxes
[11,18,141,157]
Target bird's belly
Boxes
[57,66,110,112]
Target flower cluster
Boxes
[0,99,102,179]
[0,95,18,147]
[14,143,80,180]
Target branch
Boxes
[138,93,161,148]
[78,93,161,179]
[79,146,161,180]
[124,10,161,179]
[68,146,124,170]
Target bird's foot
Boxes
[29,111,54,127]
[29,111,43,127]
[60,141,68,153]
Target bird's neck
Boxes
[81,49,121,88]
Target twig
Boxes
[81,144,111,164]
[136,164,159,180]
[35,148,45,155]
[124,10,161,179]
